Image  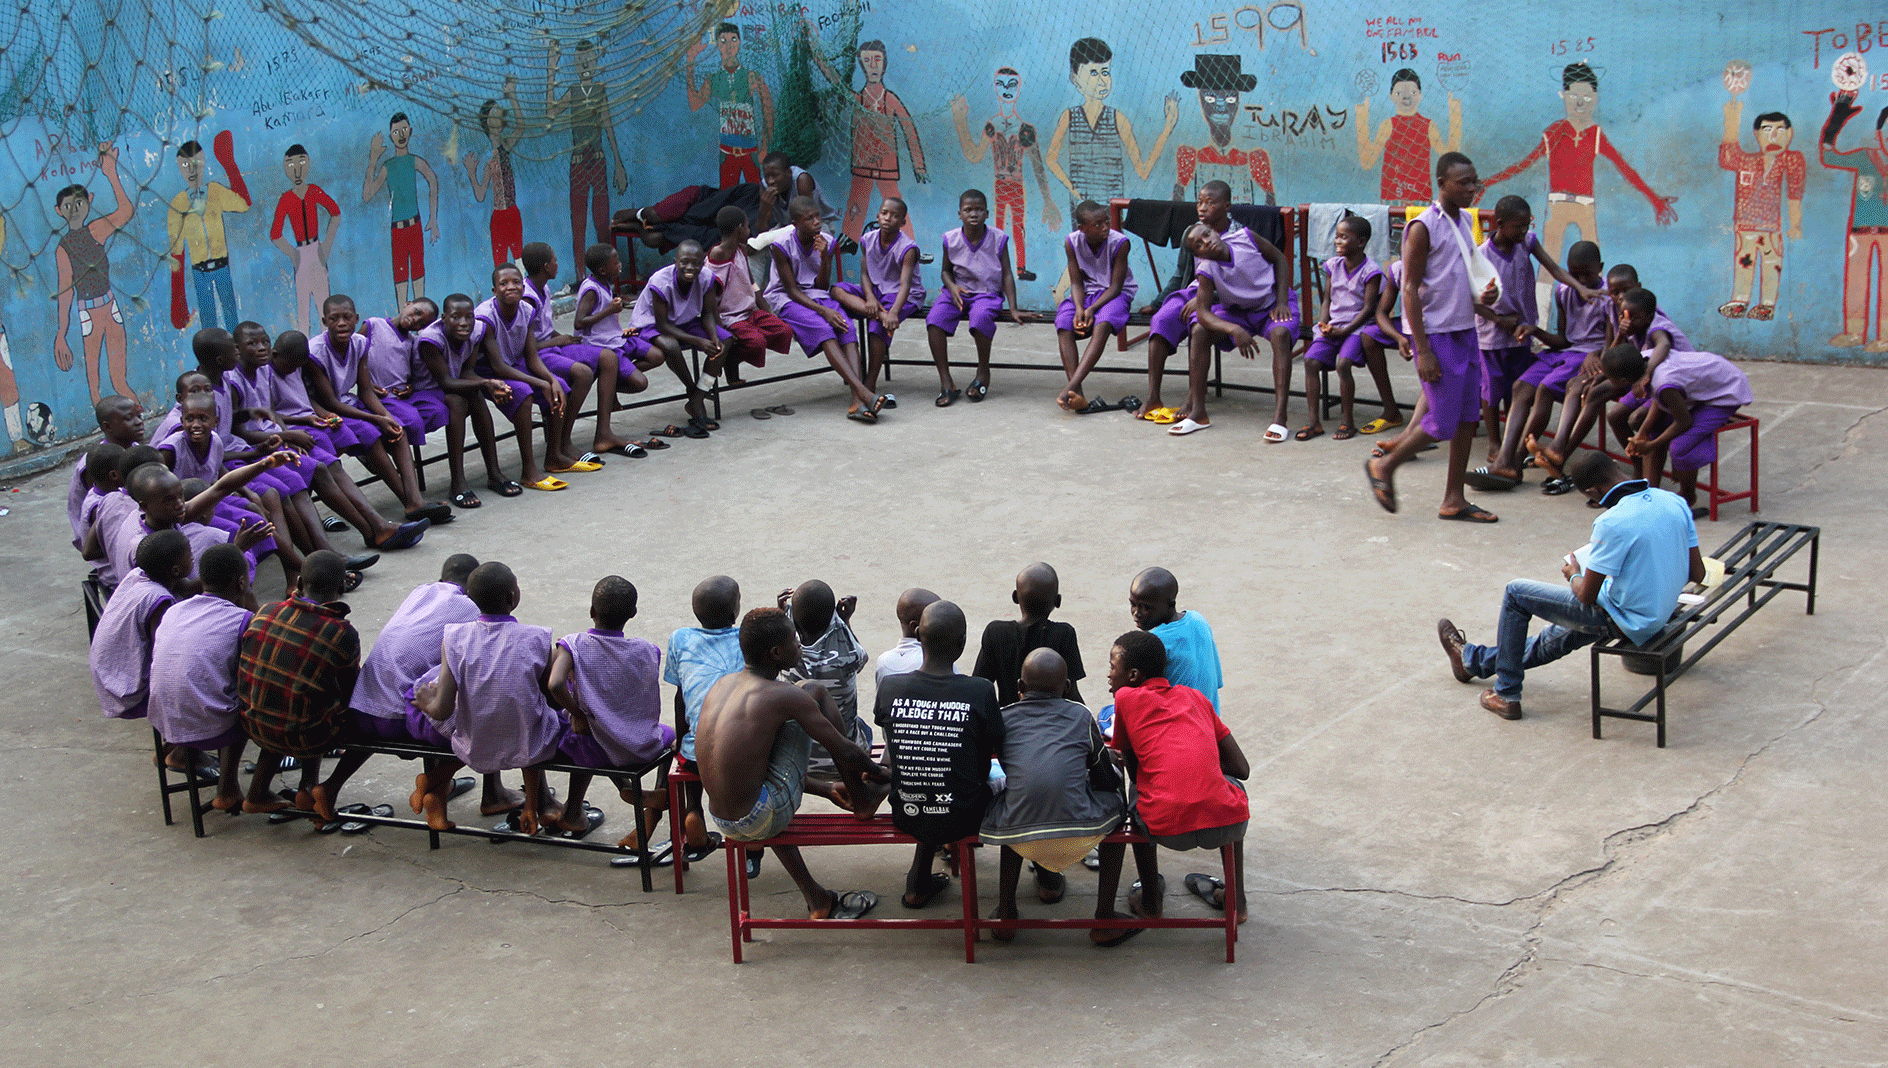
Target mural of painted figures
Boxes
[0,214,52,453]
[271,143,343,335]
[547,39,629,290]
[1819,87,1888,351]
[950,66,1061,282]
[807,24,928,240]
[1716,62,1802,323]
[1173,54,1274,206]
[53,143,136,403]
[464,79,526,267]
[362,112,440,308]
[1046,37,1180,218]
[1482,62,1677,261]
[1356,68,1459,206]
[686,22,774,187]
[166,131,251,331]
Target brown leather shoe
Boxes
[1480,689,1522,720]
[1438,618,1473,683]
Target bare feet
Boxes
[242,796,290,814]
[211,791,244,813]
[411,773,430,815]
[617,829,644,851]
[480,783,525,816]
[1524,433,1565,479]
[309,783,340,822]
[421,789,455,831]
[550,805,592,835]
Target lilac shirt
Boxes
[1410,202,1477,333]
[763,231,832,307]
[307,331,370,401]
[79,489,123,562]
[91,493,138,585]
[863,228,926,305]
[269,363,317,420]
[1474,232,1541,349]
[941,226,1008,295]
[440,615,563,774]
[523,278,559,342]
[148,593,253,743]
[149,383,236,447]
[1324,255,1384,324]
[1067,230,1136,304]
[158,428,223,483]
[415,320,490,382]
[1554,282,1610,350]
[1197,226,1277,311]
[106,516,227,587]
[575,276,625,348]
[68,462,89,549]
[90,568,175,718]
[360,317,419,391]
[225,367,284,435]
[631,263,714,332]
[1609,304,1696,354]
[558,629,666,765]
[1649,350,1753,411]
[353,581,480,720]
[475,297,535,372]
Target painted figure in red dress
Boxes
[1356,68,1460,206]
[1172,54,1274,207]
[807,23,928,241]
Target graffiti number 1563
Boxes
[1549,37,1597,56]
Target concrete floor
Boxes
[2,326,1882,1066]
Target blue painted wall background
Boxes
[1,0,1884,456]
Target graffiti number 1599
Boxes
[1548,37,1597,56]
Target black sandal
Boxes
[450,491,482,509]
[965,379,988,402]
[935,388,961,408]
[487,479,524,498]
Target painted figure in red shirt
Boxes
[271,144,343,335]
[1716,77,1803,322]
[1357,68,1461,206]
[1173,53,1274,207]
[950,66,1061,281]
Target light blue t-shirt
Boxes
[1151,610,1223,713]
[662,625,743,761]
[1586,482,1698,646]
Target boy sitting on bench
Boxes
[148,542,255,812]
[696,607,888,920]
[91,529,192,721]
[666,575,746,861]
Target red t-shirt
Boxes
[1110,677,1248,836]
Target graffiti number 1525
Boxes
[1549,36,1597,56]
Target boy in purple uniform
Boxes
[359,299,449,444]
[1497,241,1608,495]
[478,264,600,479]
[148,543,254,812]
[103,460,283,594]
[1303,214,1400,440]
[926,189,1022,406]
[74,441,127,565]
[69,396,146,549]
[1054,200,1135,411]
[416,296,523,504]
[522,242,649,456]
[85,447,161,587]
[767,199,886,423]
[1179,219,1299,439]
[833,197,925,403]
[91,529,192,721]
[546,575,675,844]
[1131,181,1237,424]
[627,240,726,430]
[1601,338,1752,515]
[352,554,481,740]
[306,295,450,525]
[1365,152,1499,523]
[158,393,293,585]
[413,562,566,834]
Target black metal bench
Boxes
[1591,520,1820,747]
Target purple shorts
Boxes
[1656,403,1743,472]
[834,283,926,340]
[558,721,676,770]
[382,391,448,445]
[1481,346,1537,407]
[1519,349,1592,397]
[1196,293,1302,351]
[773,298,849,355]
[490,368,571,421]
[210,499,278,560]
[926,291,1004,339]
[401,690,453,749]
[352,709,417,743]
[286,428,343,468]
[224,458,302,498]
[1055,291,1133,334]
[334,413,388,455]
[1418,328,1484,439]
[171,723,247,752]
[547,342,641,383]
[1149,285,1198,347]
[1304,323,1393,368]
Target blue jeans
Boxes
[191,264,237,331]
[1461,579,1619,701]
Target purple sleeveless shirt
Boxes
[307,331,370,400]
[148,593,253,743]
[1554,282,1610,350]
[416,320,490,382]
[575,276,625,348]
[631,263,713,332]
[1197,227,1276,310]
[159,428,223,482]
[91,568,175,717]
[1410,202,1477,333]
[440,615,563,774]
[863,229,926,304]
[475,297,535,372]
[360,318,418,390]
[1474,232,1541,349]
[763,230,832,307]
[523,277,559,342]
[1067,230,1137,304]
[1609,303,1696,354]
[1324,255,1385,323]
[1649,350,1752,410]
[558,629,667,765]
[942,226,1008,295]
[353,581,479,721]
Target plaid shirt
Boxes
[238,597,359,757]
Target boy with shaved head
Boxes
[69,394,145,549]
[974,562,1087,706]
[779,578,872,773]
[1128,566,1223,713]
[874,586,942,684]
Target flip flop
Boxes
[1264,422,1290,443]
[1168,417,1212,436]
[317,803,366,834]
[342,553,380,571]
[407,503,454,524]
[1144,406,1179,425]
[341,804,394,835]
[552,804,606,840]
[690,415,721,432]
[342,569,364,594]
[450,491,482,509]
[609,841,677,868]
[575,451,608,466]
[1463,467,1522,491]
[1077,396,1112,414]
[546,460,604,474]
[1541,475,1575,495]
[750,407,773,419]
[1116,395,1142,416]
[682,831,724,863]
[1358,416,1404,435]
[523,476,568,491]
[1439,504,1500,523]
[1127,874,1166,919]
[377,518,429,551]
[321,514,348,533]
[1092,924,1146,948]
[965,379,988,402]
[1364,458,1398,513]
[935,389,961,408]
[1333,424,1358,440]
[1184,873,1227,910]
[901,872,950,909]
[880,394,898,409]
[1295,424,1325,441]
[634,437,670,450]
[679,423,710,439]
[846,408,878,424]
[648,425,686,439]
[448,777,476,800]
[870,393,891,417]
[766,405,795,416]
[745,849,763,880]
[487,479,524,498]
[827,889,879,920]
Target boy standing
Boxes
[925,189,1022,405]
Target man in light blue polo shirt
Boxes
[1437,452,1704,720]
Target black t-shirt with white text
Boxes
[873,670,1004,846]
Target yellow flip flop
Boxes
[547,460,604,474]
[524,476,569,491]
[1144,406,1179,425]
[1358,416,1405,435]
